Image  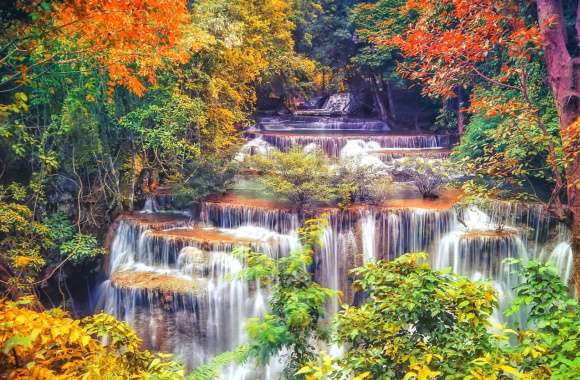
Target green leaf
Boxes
[2,334,33,353]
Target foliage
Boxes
[391,0,540,98]
[44,212,105,265]
[189,346,249,380]
[0,0,314,301]
[388,0,566,210]
[507,261,580,379]
[333,158,392,205]
[393,158,452,198]
[0,297,186,379]
[350,0,408,72]
[452,69,562,190]
[299,256,580,380]
[293,0,356,71]
[1,0,192,97]
[299,253,525,379]
[236,218,335,378]
[250,147,335,207]
[171,157,240,207]
[0,184,103,296]
[0,185,52,296]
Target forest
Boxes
[0,0,578,379]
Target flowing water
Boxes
[97,107,572,378]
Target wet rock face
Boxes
[295,93,362,116]
[298,95,326,110]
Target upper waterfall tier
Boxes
[201,195,299,234]
[257,116,389,131]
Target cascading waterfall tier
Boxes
[434,228,528,325]
[99,197,573,377]
[200,197,299,234]
[251,131,451,157]
[257,116,389,131]
[99,212,298,372]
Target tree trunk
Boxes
[456,87,466,136]
[370,74,389,122]
[383,77,397,121]
[536,0,580,295]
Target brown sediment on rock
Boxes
[205,193,292,210]
[118,212,191,228]
[381,189,464,210]
[148,227,257,245]
[461,228,517,239]
[111,271,206,294]
[371,147,452,158]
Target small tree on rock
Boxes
[250,147,335,208]
[393,158,451,198]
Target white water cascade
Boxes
[97,102,573,378]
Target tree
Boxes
[393,158,451,198]
[0,0,191,97]
[534,0,580,297]
[506,260,580,378]
[350,0,408,122]
[236,218,335,379]
[387,0,580,292]
[250,147,335,207]
[300,255,580,379]
[299,253,522,379]
[333,158,392,205]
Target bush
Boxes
[333,158,392,205]
[250,147,335,207]
[393,157,451,198]
[0,297,186,379]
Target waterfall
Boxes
[361,210,376,263]
[99,210,299,375]
[200,201,300,234]
[142,197,160,213]
[378,208,456,260]
[545,242,573,286]
[97,107,574,378]
[258,116,389,131]
[255,132,449,157]
[435,230,528,325]
[293,93,358,116]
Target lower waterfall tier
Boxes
[98,196,572,378]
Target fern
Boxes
[188,345,249,380]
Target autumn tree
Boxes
[535,0,580,296]
[0,0,192,96]
[0,297,186,379]
[383,0,580,291]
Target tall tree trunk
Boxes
[456,88,466,136]
[370,73,389,122]
[382,76,397,121]
[536,0,580,295]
